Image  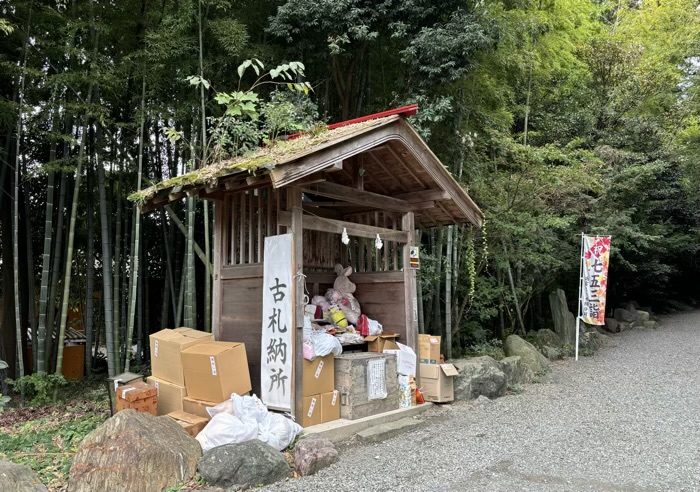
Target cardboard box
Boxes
[182,396,223,419]
[383,342,417,376]
[302,354,334,397]
[320,390,340,423]
[301,394,322,427]
[167,411,209,437]
[116,381,158,415]
[146,376,186,416]
[419,363,458,402]
[181,341,251,402]
[418,334,441,364]
[365,333,399,353]
[149,328,213,386]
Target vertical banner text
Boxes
[581,235,611,325]
[261,234,294,411]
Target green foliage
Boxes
[0,407,107,489]
[465,339,506,360]
[9,374,68,406]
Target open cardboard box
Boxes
[364,333,399,353]
[419,363,459,402]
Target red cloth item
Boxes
[315,305,323,319]
[356,314,369,337]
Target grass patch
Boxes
[0,382,110,491]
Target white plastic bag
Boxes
[232,393,268,424]
[195,413,257,452]
[368,318,383,336]
[310,331,343,357]
[258,412,303,451]
[206,398,234,418]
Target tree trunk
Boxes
[502,241,526,335]
[96,126,116,376]
[45,169,67,371]
[113,160,122,374]
[84,148,95,374]
[445,225,453,359]
[55,68,96,376]
[125,77,146,371]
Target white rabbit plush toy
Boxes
[325,264,362,325]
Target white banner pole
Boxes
[575,234,585,361]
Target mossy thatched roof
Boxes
[128,116,397,206]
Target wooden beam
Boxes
[402,212,418,355]
[288,186,304,424]
[395,189,450,202]
[366,151,409,193]
[269,123,401,188]
[302,181,412,213]
[278,211,410,243]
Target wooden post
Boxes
[287,186,304,421]
[212,202,223,339]
[402,212,418,352]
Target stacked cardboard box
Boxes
[147,328,213,416]
[116,381,158,415]
[418,334,459,403]
[301,355,338,427]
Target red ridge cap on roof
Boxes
[286,104,418,140]
[327,104,418,130]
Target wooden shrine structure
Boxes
[135,106,483,420]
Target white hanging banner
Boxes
[260,234,294,411]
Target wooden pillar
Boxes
[287,186,304,420]
[212,201,223,340]
[402,212,418,352]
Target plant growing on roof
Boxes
[166,59,314,164]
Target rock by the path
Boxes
[0,460,48,492]
[540,345,564,360]
[294,436,339,477]
[68,410,201,492]
[452,356,506,400]
[603,318,619,333]
[504,335,550,375]
[549,289,576,345]
[619,321,632,332]
[498,356,534,388]
[533,329,563,348]
[643,320,658,329]
[666,300,694,312]
[635,310,650,323]
[614,308,635,323]
[197,440,290,490]
[472,395,494,406]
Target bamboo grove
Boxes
[1,0,700,381]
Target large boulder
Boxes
[532,329,563,349]
[498,356,534,388]
[614,308,635,323]
[197,440,290,490]
[634,310,650,324]
[618,321,632,332]
[68,410,201,492]
[294,436,339,477]
[643,320,658,330]
[603,318,619,334]
[452,356,506,400]
[504,335,550,375]
[0,460,48,492]
[549,289,576,345]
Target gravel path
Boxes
[265,311,700,491]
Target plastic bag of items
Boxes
[310,331,343,357]
[195,393,302,452]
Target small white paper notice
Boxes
[367,358,387,400]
